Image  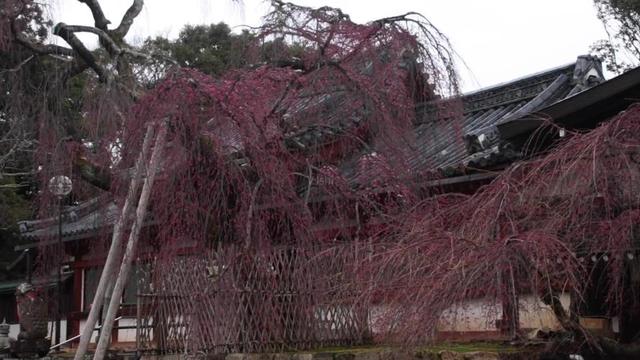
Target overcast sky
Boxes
[52,0,610,92]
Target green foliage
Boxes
[0,177,32,266]
[139,22,307,80]
[143,23,255,77]
[0,0,51,48]
[592,0,640,73]
[0,179,31,227]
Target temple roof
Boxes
[17,55,640,245]
[17,197,119,245]
[408,55,605,176]
[337,55,607,186]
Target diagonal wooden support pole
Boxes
[73,124,156,360]
[93,122,167,360]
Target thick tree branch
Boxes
[0,183,29,189]
[73,156,112,191]
[540,290,579,333]
[53,22,108,82]
[120,48,177,65]
[11,19,74,57]
[78,0,111,31]
[10,1,151,84]
[61,60,90,83]
[112,0,144,40]
[12,36,74,57]
[0,171,39,177]
[59,24,121,55]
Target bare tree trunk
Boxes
[543,289,640,359]
[73,124,156,360]
[92,123,167,360]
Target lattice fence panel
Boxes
[137,244,371,355]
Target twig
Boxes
[0,55,34,75]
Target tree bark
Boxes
[599,337,640,359]
[73,156,113,191]
[92,122,167,360]
[53,22,109,82]
[73,124,155,360]
[112,0,144,40]
[78,0,111,31]
[541,289,640,359]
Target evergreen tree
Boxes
[592,0,640,72]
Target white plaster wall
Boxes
[518,293,570,330]
[438,294,571,332]
[437,298,501,332]
[78,319,99,343]
[79,317,139,343]
[8,324,19,339]
[48,320,68,343]
[369,293,572,335]
[117,318,137,342]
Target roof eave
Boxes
[498,65,640,139]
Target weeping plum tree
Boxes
[4,0,461,355]
[123,7,640,353]
[68,0,462,355]
[351,107,640,357]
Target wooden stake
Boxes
[93,122,167,360]
[73,123,156,360]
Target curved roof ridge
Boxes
[462,61,576,97]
